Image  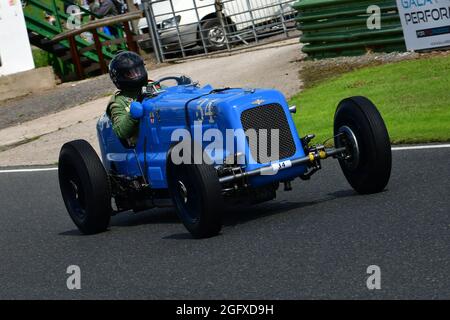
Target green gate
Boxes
[23,0,126,80]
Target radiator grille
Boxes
[240,103,296,164]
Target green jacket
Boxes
[107,90,140,144]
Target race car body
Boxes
[59,75,392,238]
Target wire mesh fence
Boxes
[140,0,298,62]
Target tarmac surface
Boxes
[0,146,448,299]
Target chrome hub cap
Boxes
[208,27,225,46]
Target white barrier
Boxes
[0,0,35,76]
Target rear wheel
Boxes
[334,96,392,194]
[58,140,112,234]
[167,148,223,238]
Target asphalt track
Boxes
[0,146,449,299]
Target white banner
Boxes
[396,0,450,51]
[0,0,35,76]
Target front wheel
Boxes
[167,150,223,238]
[334,96,392,194]
[58,140,112,234]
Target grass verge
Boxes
[32,48,50,68]
[290,54,450,145]
[0,136,41,153]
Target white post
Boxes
[0,0,35,76]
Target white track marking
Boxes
[392,144,450,151]
[0,167,58,174]
[0,145,449,174]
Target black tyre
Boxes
[201,18,227,51]
[334,96,392,194]
[58,140,111,234]
[167,149,223,238]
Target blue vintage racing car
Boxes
[58,75,392,238]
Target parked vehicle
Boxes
[138,0,296,52]
[58,75,392,238]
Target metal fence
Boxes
[141,0,298,62]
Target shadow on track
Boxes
[163,188,359,240]
[59,189,359,238]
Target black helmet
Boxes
[109,51,148,91]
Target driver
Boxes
[107,51,149,145]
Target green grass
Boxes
[32,48,50,68]
[290,55,450,145]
